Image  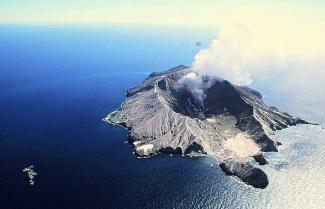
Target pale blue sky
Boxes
[0,0,324,25]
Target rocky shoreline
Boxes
[105,65,308,189]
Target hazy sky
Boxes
[1,0,325,26]
[1,1,324,122]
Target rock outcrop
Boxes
[22,165,37,186]
[105,65,308,188]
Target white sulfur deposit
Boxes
[223,133,260,159]
[135,143,155,156]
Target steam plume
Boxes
[180,16,325,123]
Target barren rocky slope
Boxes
[105,65,308,188]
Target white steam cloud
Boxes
[181,15,325,123]
[192,23,254,85]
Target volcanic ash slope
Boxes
[105,65,308,188]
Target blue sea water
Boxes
[0,25,324,209]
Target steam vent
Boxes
[105,65,308,188]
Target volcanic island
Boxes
[105,65,308,189]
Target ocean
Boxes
[0,24,324,209]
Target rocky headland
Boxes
[105,65,308,188]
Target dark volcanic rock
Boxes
[253,153,269,165]
[105,65,308,188]
[220,160,269,189]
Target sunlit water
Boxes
[0,25,324,209]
